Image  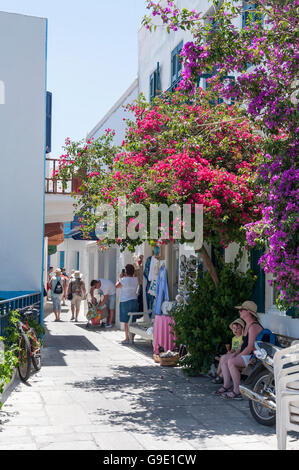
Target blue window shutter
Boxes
[46,91,52,154]
[171,41,184,85]
[171,48,177,84]
[250,248,265,313]
[77,252,80,270]
[150,71,156,102]
[59,251,65,268]
[156,62,161,92]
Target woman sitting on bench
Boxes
[213,301,263,400]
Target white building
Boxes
[0,11,47,308]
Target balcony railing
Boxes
[0,292,41,337]
[46,158,73,194]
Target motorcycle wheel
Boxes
[249,370,276,427]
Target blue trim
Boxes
[59,251,65,268]
[0,291,36,300]
[40,18,48,328]
[0,292,41,337]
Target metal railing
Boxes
[0,292,41,337]
[46,158,73,194]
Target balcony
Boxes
[46,158,72,194]
[45,158,78,224]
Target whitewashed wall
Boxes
[0,12,47,294]
[87,78,138,145]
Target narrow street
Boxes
[1,301,298,451]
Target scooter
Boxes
[240,341,282,426]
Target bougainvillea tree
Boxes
[57,89,262,287]
[143,0,299,309]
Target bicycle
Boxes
[17,306,42,382]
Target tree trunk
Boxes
[197,245,219,288]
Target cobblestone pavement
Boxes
[0,301,298,450]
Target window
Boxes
[197,72,235,105]
[149,62,162,102]
[76,252,80,270]
[242,1,263,29]
[171,41,183,86]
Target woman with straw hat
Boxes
[214,301,263,400]
[68,271,87,322]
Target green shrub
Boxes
[171,260,257,375]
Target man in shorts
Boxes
[90,279,116,328]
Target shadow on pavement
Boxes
[66,364,277,442]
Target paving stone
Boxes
[39,440,99,450]
[29,425,74,436]
[92,431,144,450]
[34,432,93,445]
[45,404,91,426]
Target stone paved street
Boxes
[0,301,298,450]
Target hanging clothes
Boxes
[143,256,154,310]
[154,264,169,315]
[148,256,160,297]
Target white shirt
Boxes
[99,279,116,296]
[119,277,139,302]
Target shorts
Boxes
[119,299,139,324]
[241,355,252,367]
[71,293,82,310]
[52,294,62,311]
[107,293,116,310]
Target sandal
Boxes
[212,386,232,396]
[221,391,243,400]
[211,375,223,384]
[208,372,218,379]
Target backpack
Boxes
[54,279,63,294]
[249,328,282,365]
[255,328,282,347]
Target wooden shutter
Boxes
[250,248,265,313]
[46,92,52,154]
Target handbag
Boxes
[67,281,73,300]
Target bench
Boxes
[128,310,154,343]
[274,333,299,348]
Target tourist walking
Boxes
[50,268,64,321]
[90,278,116,328]
[68,271,87,321]
[61,267,69,306]
[47,266,54,300]
[116,264,139,344]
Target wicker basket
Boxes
[153,354,161,363]
[159,354,179,367]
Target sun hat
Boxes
[74,271,81,279]
[235,300,258,317]
[55,268,62,275]
[229,318,245,331]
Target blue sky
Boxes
[0,0,148,157]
